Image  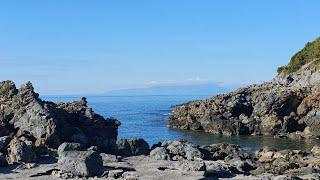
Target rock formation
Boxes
[0,80,120,169]
[0,81,120,153]
[1,37,320,179]
[0,80,319,179]
[169,37,320,138]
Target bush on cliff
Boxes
[278,37,320,74]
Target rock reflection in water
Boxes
[172,129,320,151]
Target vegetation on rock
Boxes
[278,37,320,74]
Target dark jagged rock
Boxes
[200,143,252,161]
[0,154,8,167]
[0,80,120,157]
[0,136,10,151]
[169,38,320,138]
[115,138,150,157]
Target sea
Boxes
[43,95,320,151]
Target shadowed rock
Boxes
[115,138,150,157]
[7,136,36,164]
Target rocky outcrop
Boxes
[0,80,120,170]
[169,83,307,136]
[169,38,320,138]
[0,81,120,157]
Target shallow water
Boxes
[43,95,320,151]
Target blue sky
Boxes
[0,0,319,95]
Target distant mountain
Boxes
[105,83,236,96]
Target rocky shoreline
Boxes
[0,81,319,180]
[1,37,320,180]
[169,38,320,141]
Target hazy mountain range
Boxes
[105,83,238,96]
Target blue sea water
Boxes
[43,95,320,151]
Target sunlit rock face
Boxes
[0,80,120,152]
[169,38,320,138]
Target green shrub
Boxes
[278,37,320,74]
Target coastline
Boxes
[0,81,320,179]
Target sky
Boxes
[0,0,319,95]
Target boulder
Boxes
[204,160,234,178]
[58,150,103,177]
[162,140,203,161]
[150,147,170,160]
[304,110,320,136]
[255,147,276,163]
[7,136,36,164]
[175,160,206,171]
[100,153,121,165]
[229,159,256,174]
[115,138,150,157]
[57,142,81,156]
[200,143,247,161]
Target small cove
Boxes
[43,95,320,151]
